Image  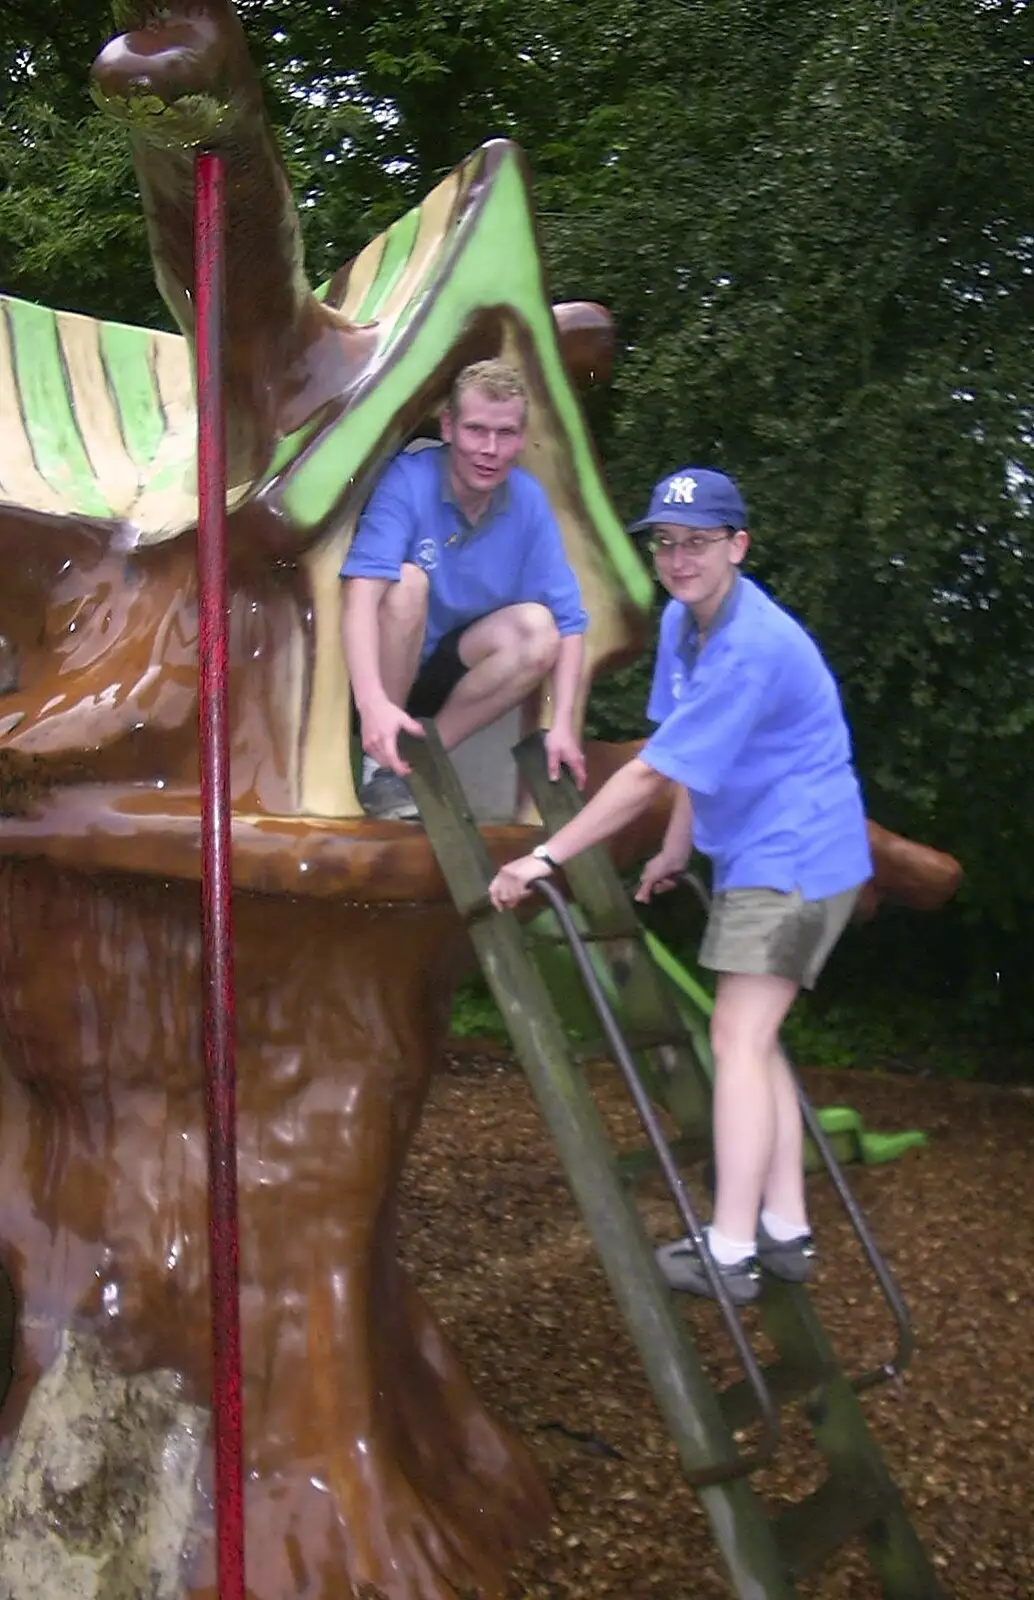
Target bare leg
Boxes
[435,603,559,750]
[709,973,800,1243]
[761,1044,809,1228]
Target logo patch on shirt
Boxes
[671,665,686,702]
[663,475,698,505]
[415,538,438,572]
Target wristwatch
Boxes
[531,843,558,872]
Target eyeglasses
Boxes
[646,530,734,557]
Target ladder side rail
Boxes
[535,877,782,1473]
[760,1285,947,1599]
[401,728,753,1486]
[511,735,938,1595]
[402,729,802,1596]
[514,736,714,1134]
[404,727,944,1599]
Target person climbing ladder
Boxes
[487,466,872,1303]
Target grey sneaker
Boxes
[757,1224,816,1283]
[358,766,420,822]
[655,1237,762,1304]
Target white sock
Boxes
[761,1208,810,1242]
[361,754,380,784]
[707,1225,756,1266]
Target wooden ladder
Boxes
[404,726,945,1599]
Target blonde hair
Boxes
[448,359,528,418]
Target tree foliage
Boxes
[3,0,1034,1042]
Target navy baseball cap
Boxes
[628,467,749,533]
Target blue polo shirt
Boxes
[642,575,872,897]
[340,445,588,662]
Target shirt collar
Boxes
[437,445,511,527]
[679,571,743,662]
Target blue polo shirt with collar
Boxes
[340,444,588,663]
[642,574,872,897]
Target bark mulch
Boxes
[399,1045,1034,1600]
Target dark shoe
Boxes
[757,1223,816,1283]
[655,1237,761,1304]
[358,767,420,822]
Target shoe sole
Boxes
[656,1246,761,1304]
[668,1270,761,1304]
[758,1253,814,1284]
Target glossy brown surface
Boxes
[0,3,961,1594]
[0,861,548,1597]
[1,3,586,1588]
[551,302,615,388]
[91,0,378,483]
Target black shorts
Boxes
[405,625,472,719]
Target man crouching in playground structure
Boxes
[489,466,871,1304]
[341,358,588,820]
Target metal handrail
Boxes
[675,873,915,1391]
[531,877,783,1486]
[795,1088,914,1389]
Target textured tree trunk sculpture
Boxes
[0,860,550,1598]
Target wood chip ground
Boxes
[399,1048,1034,1599]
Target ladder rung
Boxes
[527,926,636,948]
[614,1131,712,1182]
[571,1026,689,1064]
[718,1354,836,1433]
[772,1476,895,1581]
[404,728,942,1597]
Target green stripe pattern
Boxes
[1,296,174,523]
[353,205,423,324]
[98,320,166,470]
[5,298,113,518]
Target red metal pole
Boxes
[194,148,245,1600]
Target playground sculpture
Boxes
[0,3,962,1597]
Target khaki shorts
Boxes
[699,886,861,991]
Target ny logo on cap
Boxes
[663,475,697,505]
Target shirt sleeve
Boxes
[340,456,414,581]
[519,480,588,636]
[640,652,770,796]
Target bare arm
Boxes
[341,576,422,773]
[550,757,666,858]
[551,633,584,732]
[341,577,390,715]
[663,784,693,858]
[543,632,587,786]
[635,783,693,902]
[489,758,668,907]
